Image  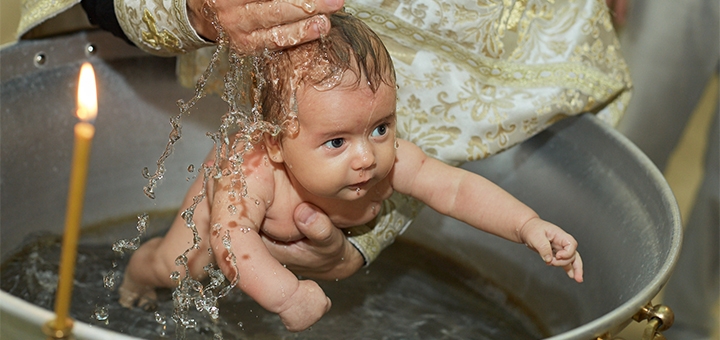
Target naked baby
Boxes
[120,12,583,332]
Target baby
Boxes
[120,12,583,332]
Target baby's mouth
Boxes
[348,179,371,190]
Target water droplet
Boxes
[175,254,188,266]
[187,164,195,172]
[254,199,260,206]
[223,233,232,249]
[93,305,109,321]
[183,318,197,329]
[228,205,237,214]
[103,270,115,289]
[154,312,167,325]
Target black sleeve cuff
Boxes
[80,0,134,45]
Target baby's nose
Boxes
[351,142,375,170]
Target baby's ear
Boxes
[264,134,284,163]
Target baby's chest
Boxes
[261,195,384,241]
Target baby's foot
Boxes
[118,278,158,310]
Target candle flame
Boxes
[77,63,97,122]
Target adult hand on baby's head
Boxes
[262,203,364,280]
[187,0,344,54]
[519,217,584,283]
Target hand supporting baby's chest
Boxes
[261,183,392,242]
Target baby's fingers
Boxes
[522,227,555,264]
[562,252,584,283]
[548,237,583,283]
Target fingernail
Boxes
[324,0,343,10]
[297,205,317,225]
[544,255,552,263]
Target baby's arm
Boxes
[208,158,331,331]
[392,140,583,283]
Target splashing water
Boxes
[126,0,342,332]
[112,213,149,256]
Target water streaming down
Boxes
[131,6,281,333]
[129,5,372,336]
[1,213,546,339]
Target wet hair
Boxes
[256,12,396,131]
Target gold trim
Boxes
[115,0,212,56]
[141,9,182,53]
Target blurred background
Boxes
[1,0,20,47]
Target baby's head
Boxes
[256,12,396,135]
[257,13,399,201]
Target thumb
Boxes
[523,225,554,264]
[294,203,336,247]
[533,239,554,264]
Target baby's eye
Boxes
[371,124,388,137]
[324,138,345,149]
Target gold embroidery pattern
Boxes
[485,121,517,147]
[141,9,181,53]
[466,136,491,162]
[115,0,212,56]
[347,193,423,264]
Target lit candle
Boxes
[45,62,97,339]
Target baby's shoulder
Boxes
[236,144,278,196]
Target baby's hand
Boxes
[277,280,332,332]
[519,217,584,283]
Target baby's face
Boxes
[276,72,397,201]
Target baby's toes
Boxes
[138,292,158,311]
[118,287,140,308]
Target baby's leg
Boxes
[120,170,214,307]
